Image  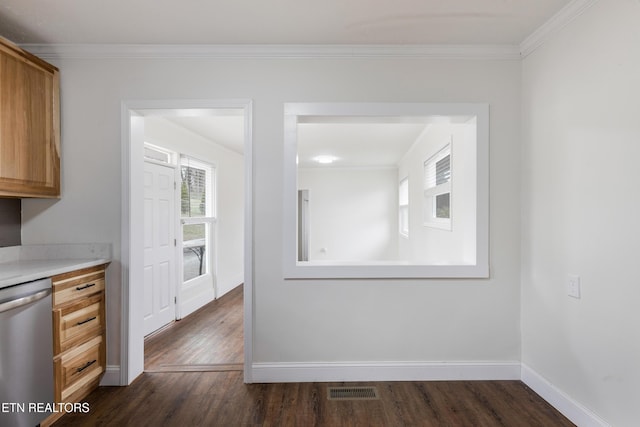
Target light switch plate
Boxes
[568,275,581,299]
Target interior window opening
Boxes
[283,102,488,279]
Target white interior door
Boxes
[143,160,177,336]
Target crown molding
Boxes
[520,0,600,58]
[20,43,521,61]
[20,0,600,62]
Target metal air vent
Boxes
[327,386,380,400]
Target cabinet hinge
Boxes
[174,297,177,304]
[174,239,177,247]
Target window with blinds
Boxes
[424,142,452,229]
[181,164,208,217]
[180,156,215,283]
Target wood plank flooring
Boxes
[144,284,244,372]
[53,372,574,426]
[53,284,574,426]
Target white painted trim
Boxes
[20,43,521,61]
[520,0,601,58]
[283,102,489,279]
[119,104,130,386]
[120,105,144,385]
[251,361,521,383]
[99,365,121,386]
[121,99,253,386]
[242,103,254,384]
[521,364,611,427]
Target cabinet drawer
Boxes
[53,292,104,354]
[52,265,106,307]
[55,335,105,403]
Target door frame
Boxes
[120,99,253,384]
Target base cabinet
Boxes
[42,264,107,426]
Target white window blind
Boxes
[424,142,452,229]
[180,156,215,283]
[180,157,214,218]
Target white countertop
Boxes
[0,244,111,290]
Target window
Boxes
[283,102,489,279]
[399,177,409,237]
[180,156,215,282]
[144,142,176,164]
[424,142,452,230]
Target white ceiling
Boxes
[164,115,245,155]
[0,0,570,45]
[298,122,428,168]
[0,1,573,163]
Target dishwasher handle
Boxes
[0,288,51,314]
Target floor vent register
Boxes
[327,386,380,401]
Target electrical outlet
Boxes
[567,275,581,299]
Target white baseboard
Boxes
[99,365,122,386]
[216,275,244,299]
[180,288,215,318]
[521,364,610,427]
[251,361,521,383]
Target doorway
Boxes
[144,285,244,371]
[121,100,253,384]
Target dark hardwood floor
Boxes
[144,284,244,372]
[53,284,574,426]
[53,373,573,426]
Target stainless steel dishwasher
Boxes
[0,278,54,427]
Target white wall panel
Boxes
[298,167,397,262]
[521,0,640,424]
[21,53,521,376]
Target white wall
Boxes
[521,0,640,425]
[298,167,397,261]
[397,122,476,265]
[20,54,522,376]
[144,116,244,300]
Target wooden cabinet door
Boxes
[0,38,60,198]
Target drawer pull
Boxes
[77,316,97,326]
[77,359,97,373]
[76,283,96,291]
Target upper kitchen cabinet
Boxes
[0,36,60,198]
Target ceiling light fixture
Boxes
[314,155,337,164]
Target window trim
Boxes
[180,156,216,283]
[144,142,177,165]
[283,102,489,279]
